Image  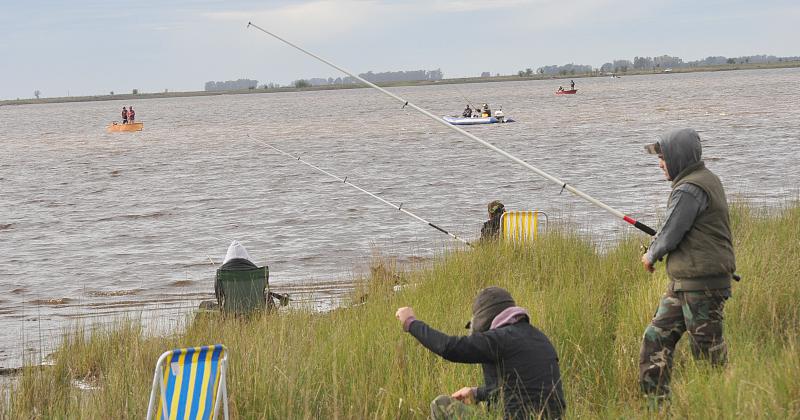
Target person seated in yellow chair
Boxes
[480,200,505,242]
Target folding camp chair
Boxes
[501,210,548,242]
[146,344,229,420]
[215,266,270,315]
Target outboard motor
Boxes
[494,109,505,123]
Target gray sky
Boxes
[2,0,798,100]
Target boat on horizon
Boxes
[107,122,143,132]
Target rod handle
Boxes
[634,220,657,236]
[624,216,657,236]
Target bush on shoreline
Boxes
[2,203,798,418]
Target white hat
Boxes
[223,240,252,264]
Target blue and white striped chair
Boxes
[501,210,548,242]
[146,344,229,420]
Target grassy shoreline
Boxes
[2,202,798,418]
[3,61,799,107]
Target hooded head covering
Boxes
[223,240,252,264]
[487,200,505,216]
[468,286,516,333]
[645,128,702,180]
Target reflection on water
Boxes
[1,68,799,368]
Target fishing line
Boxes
[248,135,472,247]
[452,84,477,110]
[246,22,656,236]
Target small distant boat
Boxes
[442,116,514,125]
[555,89,578,95]
[107,122,143,132]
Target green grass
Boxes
[2,202,799,419]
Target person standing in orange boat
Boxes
[121,106,128,124]
[128,106,135,123]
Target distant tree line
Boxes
[301,69,443,87]
[521,54,800,76]
[534,63,594,76]
[205,70,443,92]
[204,53,799,95]
[204,79,259,91]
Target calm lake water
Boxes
[1,68,798,368]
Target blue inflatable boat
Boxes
[442,116,514,125]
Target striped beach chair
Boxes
[146,344,229,420]
[501,210,548,242]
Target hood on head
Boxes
[487,200,505,216]
[656,128,702,179]
[223,240,252,264]
[469,286,515,333]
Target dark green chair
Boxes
[215,266,270,315]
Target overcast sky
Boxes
[2,0,798,99]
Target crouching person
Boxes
[395,287,566,420]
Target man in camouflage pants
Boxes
[639,128,736,401]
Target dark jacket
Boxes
[219,258,257,271]
[408,318,565,419]
[480,212,504,241]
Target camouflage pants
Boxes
[430,395,477,420]
[639,288,730,397]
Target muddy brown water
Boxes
[1,68,798,368]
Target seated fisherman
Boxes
[215,240,258,308]
[481,103,492,117]
[214,240,286,313]
[462,104,473,118]
[480,200,506,242]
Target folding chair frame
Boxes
[146,345,229,420]
[500,210,549,241]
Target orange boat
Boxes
[107,122,143,132]
[555,89,577,95]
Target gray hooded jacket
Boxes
[645,128,735,290]
[646,129,708,265]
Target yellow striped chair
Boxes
[146,344,229,420]
[500,210,548,242]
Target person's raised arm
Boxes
[396,307,498,364]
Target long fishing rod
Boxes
[246,22,656,236]
[248,135,472,247]
[453,84,477,110]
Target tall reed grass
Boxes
[2,203,798,418]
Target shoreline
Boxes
[2,203,797,418]
[3,61,799,107]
